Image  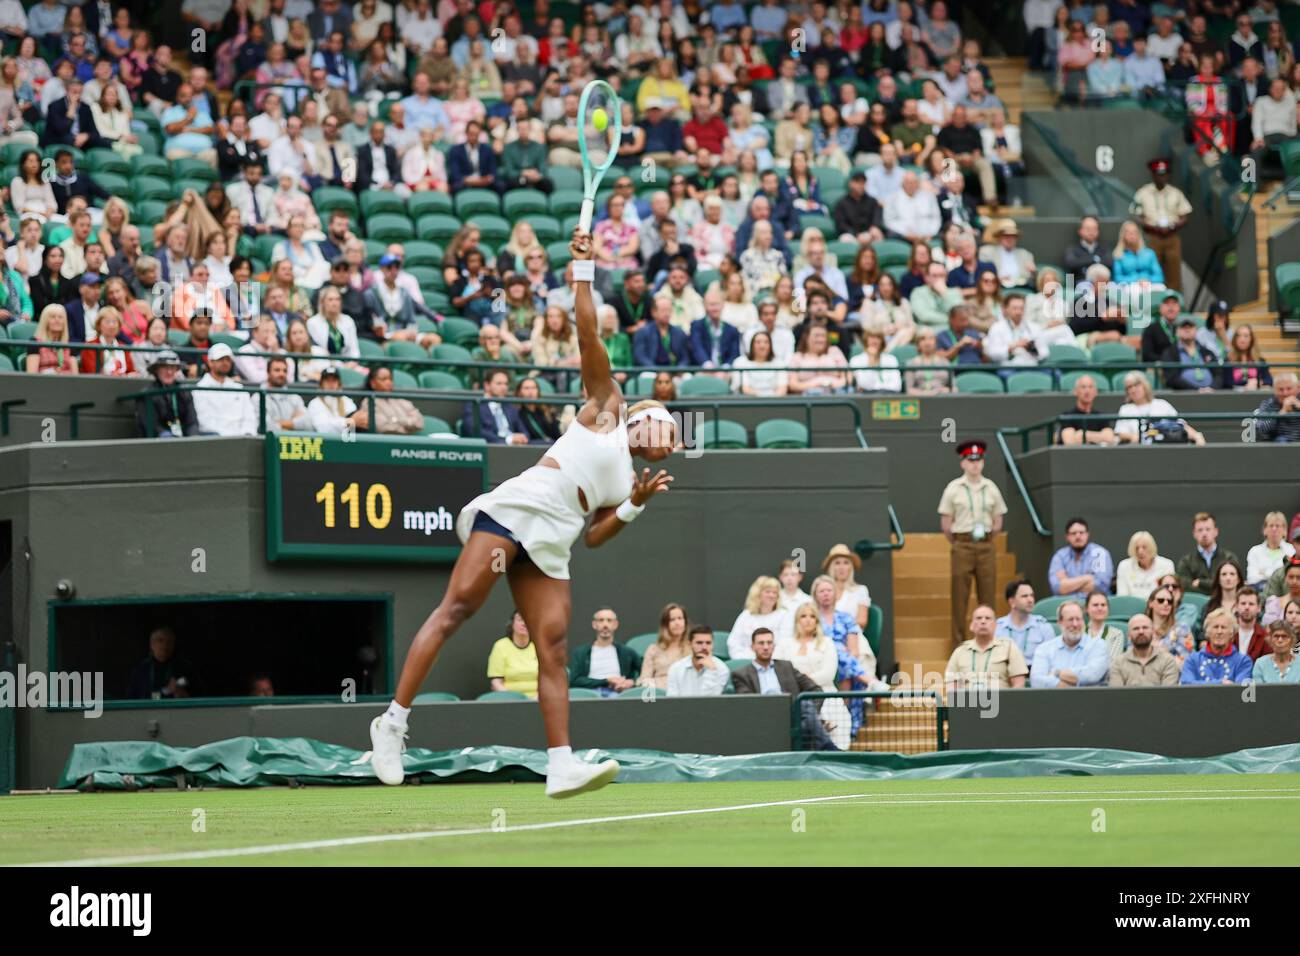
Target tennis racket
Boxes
[576,79,623,234]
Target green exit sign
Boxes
[871,399,920,421]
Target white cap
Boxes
[207,343,234,362]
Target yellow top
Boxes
[486,637,539,697]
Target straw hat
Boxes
[821,543,861,573]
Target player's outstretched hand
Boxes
[570,228,593,261]
[630,467,673,507]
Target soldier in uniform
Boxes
[944,604,1029,691]
[1131,158,1192,293]
[938,440,1008,644]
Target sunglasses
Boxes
[1152,596,1173,605]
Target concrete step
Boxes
[894,555,952,576]
[893,595,951,617]
[893,636,956,660]
[893,615,953,637]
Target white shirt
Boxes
[865,163,905,202]
[883,187,942,240]
[1146,31,1182,63]
[306,312,360,358]
[193,373,258,436]
[730,356,789,396]
[665,655,730,697]
[779,588,811,613]
[1246,541,1296,586]
[793,263,848,300]
[728,608,794,659]
[249,112,286,148]
[1114,397,1180,442]
[1023,0,1061,31]
[835,583,871,621]
[850,352,902,391]
[741,325,795,364]
[5,242,43,278]
[268,134,316,180]
[404,14,443,54]
[775,636,839,690]
[588,642,621,681]
[306,393,358,434]
[1115,555,1176,599]
[0,0,27,31]
[980,124,1021,159]
[983,316,1041,366]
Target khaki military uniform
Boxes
[938,475,1008,643]
[944,636,1028,690]
[1132,183,1193,292]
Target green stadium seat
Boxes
[693,268,720,293]
[210,332,245,351]
[755,418,810,448]
[502,189,548,218]
[864,604,883,659]
[798,213,835,237]
[828,239,859,263]
[366,213,415,242]
[955,371,1005,393]
[560,213,580,236]
[571,688,605,699]
[525,215,562,244]
[712,632,731,660]
[0,353,13,372]
[625,633,658,656]
[172,158,217,182]
[133,199,169,226]
[437,316,479,346]
[1112,369,1154,392]
[1090,341,1138,365]
[87,148,130,176]
[678,375,731,396]
[872,238,912,269]
[424,290,451,311]
[339,367,368,388]
[173,177,210,199]
[1046,344,1089,366]
[472,214,511,247]
[391,369,418,390]
[408,191,454,219]
[402,240,443,267]
[1280,140,1300,181]
[384,339,429,373]
[131,153,169,179]
[313,186,360,217]
[635,164,670,194]
[1108,595,1147,618]
[5,320,35,345]
[135,131,161,156]
[416,213,462,243]
[94,172,130,197]
[1276,262,1300,315]
[1059,370,1110,392]
[420,414,454,434]
[131,176,172,202]
[418,370,465,391]
[43,144,83,164]
[476,690,529,701]
[812,166,847,195]
[550,167,583,191]
[360,190,406,218]
[363,239,390,263]
[412,692,459,703]
[455,188,501,218]
[1182,592,1210,611]
[357,338,386,360]
[1034,595,1083,620]
[0,141,29,165]
[549,189,584,217]
[889,343,918,365]
[1005,370,1055,394]
[546,240,573,270]
[416,315,440,335]
[166,329,190,347]
[252,233,282,264]
[405,265,440,288]
[619,686,664,699]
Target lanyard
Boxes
[970,645,994,673]
[962,482,986,526]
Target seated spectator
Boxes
[463,368,528,444]
[1117,531,1177,600]
[160,83,216,166]
[1057,374,1117,446]
[637,603,691,691]
[487,610,539,698]
[514,377,563,444]
[1030,599,1110,687]
[1109,614,1181,686]
[733,626,838,750]
[593,195,641,271]
[947,232,996,300]
[529,304,581,378]
[1063,215,1112,284]
[1225,324,1272,392]
[688,197,735,270]
[470,323,522,386]
[985,291,1049,367]
[79,306,133,376]
[305,365,363,435]
[272,215,330,291]
[665,626,730,697]
[1024,272,1072,346]
[364,254,441,350]
[1049,518,1115,597]
[127,627,198,699]
[787,323,849,394]
[136,349,200,437]
[687,290,741,369]
[1247,512,1297,589]
[996,579,1056,663]
[740,299,795,361]
[1113,371,1207,445]
[936,304,984,366]
[284,318,328,383]
[1160,316,1222,391]
[569,607,640,698]
[1140,289,1181,362]
[42,79,105,151]
[1111,219,1165,288]
[850,324,902,393]
[884,170,942,244]
[234,316,284,385]
[359,366,424,435]
[728,576,792,660]
[11,152,57,224]
[261,356,310,432]
[653,263,705,331]
[498,116,550,194]
[25,301,79,374]
[904,327,952,395]
[447,118,496,192]
[1177,512,1241,596]
[1235,587,1269,661]
[1180,608,1254,685]
[1198,559,1246,634]
[1253,622,1300,683]
[306,285,361,361]
[792,232,849,302]
[910,261,965,331]
[1069,264,1128,346]
[172,263,236,332]
[1250,370,1300,444]
[980,109,1025,205]
[979,219,1035,289]
[1263,556,1300,627]
[945,604,1029,691]
[193,343,257,436]
[269,172,322,234]
[1084,590,1127,659]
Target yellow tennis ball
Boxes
[592,108,608,132]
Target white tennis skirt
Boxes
[456,465,589,580]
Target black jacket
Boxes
[1062,240,1113,283]
[136,388,200,438]
[1159,342,1224,390]
[833,192,883,238]
[51,173,110,215]
[42,99,106,150]
[354,142,400,193]
[731,658,821,696]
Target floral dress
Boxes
[819,608,869,735]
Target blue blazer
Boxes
[687,318,742,367]
[447,142,498,191]
[462,399,525,443]
[632,322,690,367]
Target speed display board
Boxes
[265,434,487,562]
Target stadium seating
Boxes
[698,419,748,449]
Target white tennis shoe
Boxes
[369,716,408,785]
[545,757,620,799]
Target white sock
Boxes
[384,700,411,727]
[547,746,573,771]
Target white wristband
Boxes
[615,498,645,524]
[572,259,596,282]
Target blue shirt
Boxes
[947,261,997,290]
[1180,647,1254,685]
[996,612,1056,664]
[711,1,747,33]
[936,327,984,365]
[752,661,783,694]
[1124,53,1166,91]
[1030,634,1110,687]
[400,94,451,137]
[751,5,789,35]
[1048,542,1115,595]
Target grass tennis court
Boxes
[4,773,1300,866]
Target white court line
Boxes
[11,785,1299,868]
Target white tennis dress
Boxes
[455,414,636,580]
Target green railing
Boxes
[790,690,946,752]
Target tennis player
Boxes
[370,228,677,797]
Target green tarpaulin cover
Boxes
[57,737,1300,790]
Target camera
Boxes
[54,579,76,600]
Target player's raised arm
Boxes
[569,227,617,405]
